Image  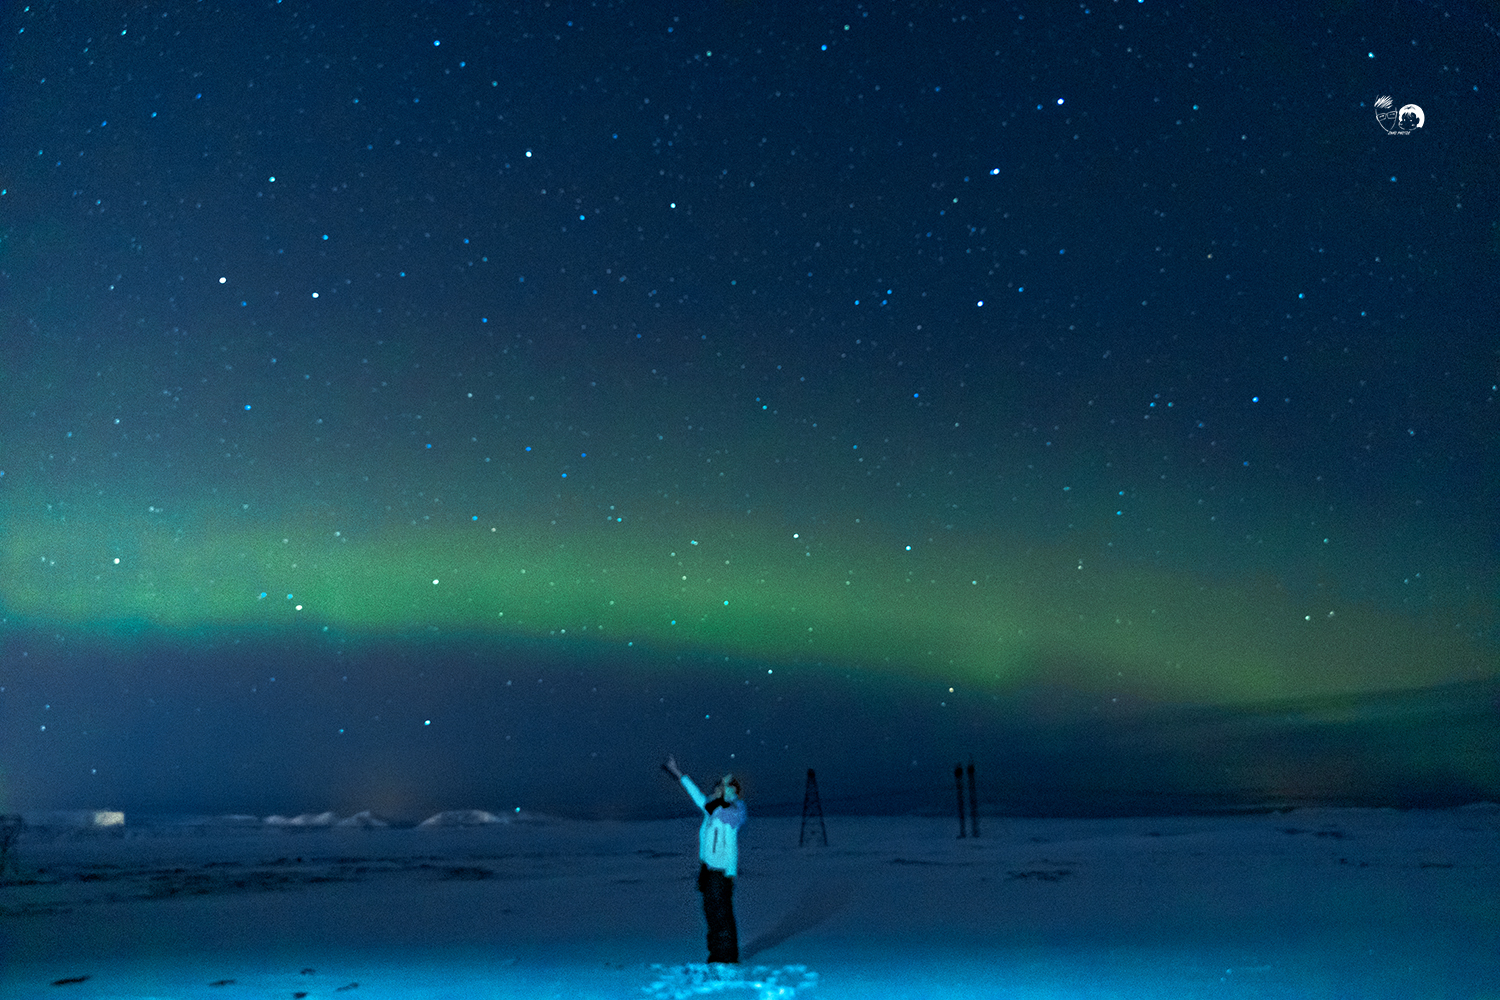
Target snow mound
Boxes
[417,809,510,828]
[22,810,126,830]
[263,811,392,828]
[264,811,339,828]
[643,964,818,1000]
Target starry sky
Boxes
[1,1,1496,821]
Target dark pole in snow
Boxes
[953,764,966,838]
[967,759,979,838]
[0,815,23,883]
[799,768,828,847]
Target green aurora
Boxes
[4,497,1490,707]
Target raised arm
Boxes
[663,755,708,810]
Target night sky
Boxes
[1,1,1495,822]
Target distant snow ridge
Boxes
[417,809,510,828]
[264,811,339,827]
[262,811,390,828]
[644,964,818,1000]
[24,810,125,829]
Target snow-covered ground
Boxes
[1,807,1496,999]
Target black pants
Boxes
[697,863,738,963]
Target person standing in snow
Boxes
[662,754,746,964]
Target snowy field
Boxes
[1,807,1496,999]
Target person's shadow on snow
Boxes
[741,880,856,960]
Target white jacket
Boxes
[680,775,746,877]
